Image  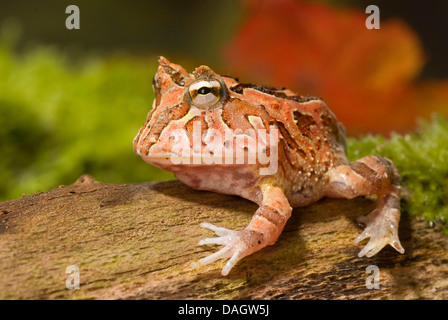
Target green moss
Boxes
[0,29,174,201]
[347,114,448,234]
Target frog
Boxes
[133,57,405,276]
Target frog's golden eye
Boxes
[188,79,222,107]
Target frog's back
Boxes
[223,79,347,204]
[224,80,347,166]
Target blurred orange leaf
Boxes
[223,0,448,134]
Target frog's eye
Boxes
[188,79,223,107]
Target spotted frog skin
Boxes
[134,57,404,276]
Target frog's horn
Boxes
[157,56,189,86]
[193,65,220,80]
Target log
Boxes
[0,175,447,300]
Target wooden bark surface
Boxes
[0,175,447,300]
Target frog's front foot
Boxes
[191,222,265,276]
[354,208,405,258]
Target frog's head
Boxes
[133,57,277,173]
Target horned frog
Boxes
[133,57,404,276]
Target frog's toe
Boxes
[198,237,228,246]
[221,250,246,276]
[191,222,239,274]
[354,209,404,257]
[356,235,404,258]
[191,245,233,269]
[197,224,239,247]
[199,222,233,237]
[356,237,388,258]
[192,223,264,276]
[192,245,244,276]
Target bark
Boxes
[0,175,447,300]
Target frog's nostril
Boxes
[134,127,152,157]
[139,141,152,157]
[133,132,141,154]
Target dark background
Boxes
[0,0,447,78]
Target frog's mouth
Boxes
[136,119,279,176]
[140,154,258,179]
[141,151,256,167]
[140,146,278,176]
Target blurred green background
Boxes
[1,0,447,202]
[0,0,246,200]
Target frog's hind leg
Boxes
[326,155,405,257]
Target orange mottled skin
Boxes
[134,57,404,276]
